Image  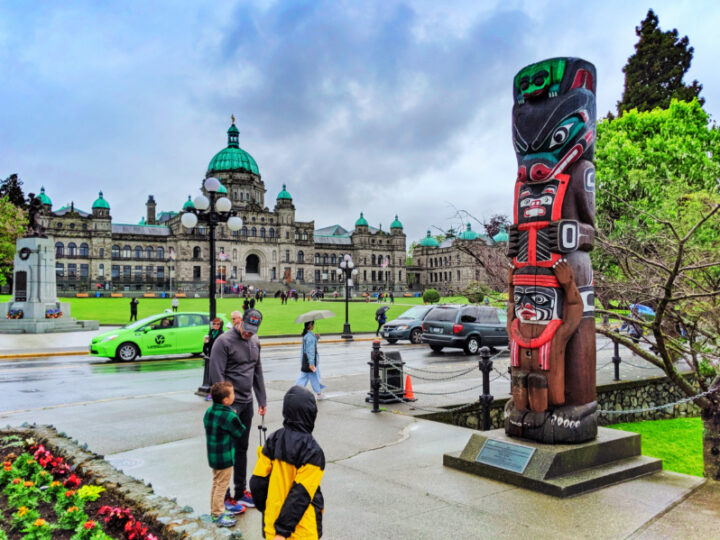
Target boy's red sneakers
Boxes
[237,490,255,508]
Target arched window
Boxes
[123,245,131,258]
[260,227,266,238]
[302,231,308,241]
[134,246,143,259]
[330,254,336,265]
[146,246,154,259]
[79,243,89,257]
[371,254,376,265]
[112,245,120,258]
[242,226,248,237]
[298,250,304,262]
[322,253,328,264]
[193,246,201,259]
[55,242,64,257]
[314,253,320,264]
[269,228,275,238]
[294,230,299,241]
[251,227,257,237]
[68,243,77,256]
[156,247,164,259]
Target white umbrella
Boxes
[294,310,336,324]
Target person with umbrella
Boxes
[295,311,334,401]
[375,305,389,336]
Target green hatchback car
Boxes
[90,312,229,362]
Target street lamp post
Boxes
[338,254,359,340]
[181,177,243,395]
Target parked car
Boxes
[90,312,230,362]
[381,305,434,344]
[421,304,508,355]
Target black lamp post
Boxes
[338,254,359,340]
[181,177,243,395]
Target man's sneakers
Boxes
[224,499,247,514]
[237,489,255,508]
[213,512,237,528]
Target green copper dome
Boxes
[419,230,439,247]
[183,195,194,210]
[207,122,260,175]
[390,215,403,229]
[92,191,110,210]
[355,212,368,227]
[38,186,52,206]
[493,227,509,243]
[458,222,479,240]
[277,184,292,200]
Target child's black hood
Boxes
[282,385,317,434]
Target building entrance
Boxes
[245,254,260,275]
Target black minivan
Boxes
[421,304,508,355]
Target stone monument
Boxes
[0,193,98,333]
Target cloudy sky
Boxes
[2,1,719,245]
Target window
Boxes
[285,232,289,239]
[297,268,304,280]
[233,230,239,238]
[99,248,104,258]
[363,270,367,281]
[82,223,87,230]
[400,270,403,281]
[146,266,153,279]
[177,314,207,327]
[68,263,77,278]
[302,231,308,241]
[157,266,165,279]
[457,270,461,280]
[371,255,376,265]
[285,250,290,262]
[55,242,64,257]
[372,270,376,282]
[111,265,120,279]
[193,246,201,259]
[322,253,328,264]
[330,254,336,265]
[134,265,143,279]
[146,246,154,259]
[294,230,299,241]
[80,264,89,278]
[242,226,248,237]
[232,266,237,279]
[298,250,304,262]
[112,245,120,258]
[314,270,321,281]
[123,246,131,258]
[79,243,89,257]
[98,264,104,277]
[260,227,266,238]
[193,266,201,279]
[70,223,75,229]
[56,222,62,229]
[68,243,77,257]
[134,246,143,259]
[269,228,275,238]
[156,247,164,259]
[123,265,131,278]
[251,227,257,237]
[55,263,64,277]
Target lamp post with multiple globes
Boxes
[181,177,243,394]
[338,254,359,340]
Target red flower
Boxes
[64,473,81,488]
[65,489,75,498]
[12,478,21,484]
[84,521,96,530]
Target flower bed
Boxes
[0,427,237,540]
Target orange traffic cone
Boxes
[404,374,417,401]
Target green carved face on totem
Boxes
[514,58,567,104]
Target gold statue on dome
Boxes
[231,114,235,124]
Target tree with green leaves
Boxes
[0,196,27,287]
[617,9,703,115]
[0,174,27,209]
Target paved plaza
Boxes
[0,329,718,539]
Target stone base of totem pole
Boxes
[443,427,662,498]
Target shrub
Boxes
[461,281,490,304]
[423,289,440,304]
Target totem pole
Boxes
[505,58,598,444]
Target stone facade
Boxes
[33,122,407,295]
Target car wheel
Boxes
[386,338,398,344]
[430,345,444,353]
[464,336,480,356]
[116,342,140,362]
[410,328,422,344]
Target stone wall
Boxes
[421,374,707,429]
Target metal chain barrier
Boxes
[376,384,485,414]
[597,389,715,415]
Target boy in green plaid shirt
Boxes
[204,381,247,527]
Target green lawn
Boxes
[609,417,703,476]
[0,294,477,335]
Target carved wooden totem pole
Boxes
[505,58,598,443]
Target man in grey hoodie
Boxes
[209,308,267,511]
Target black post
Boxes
[612,340,622,381]
[340,263,353,339]
[197,192,217,396]
[478,346,494,431]
[371,340,381,413]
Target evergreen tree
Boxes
[0,174,27,209]
[617,9,704,115]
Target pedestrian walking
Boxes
[129,297,139,321]
[172,297,179,312]
[250,386,325,540]
[209,309,267,512]
[203,318,225,357]
[204,381,247,527]
[375,309,387,336]
[295,320,327,400]
[389,291,394,303]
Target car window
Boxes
[425,307,459,322]
[176,314,205,327]
[476,307,500,324]
[496,308,507,324]
[460,307,477,323]
[399,306,432,320]
[123,315,160,331]
[149,316,174,330]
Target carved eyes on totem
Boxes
[549,125,571,149]
[518,70,549,92]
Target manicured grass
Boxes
[608,417,703,476]
[0,294,478,335]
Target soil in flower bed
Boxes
[0,439,166,540]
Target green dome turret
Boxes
[38,186,52,206]
[277,184,292,200]
[92,191,110,209]
[419,230,439,247]
[355,212,368,227]
[217,183,228,194]
[183,195,194,210]
[493,227,509,243]
[390,215,403,229]
[207,118,260,175]
[458,222,479,240]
